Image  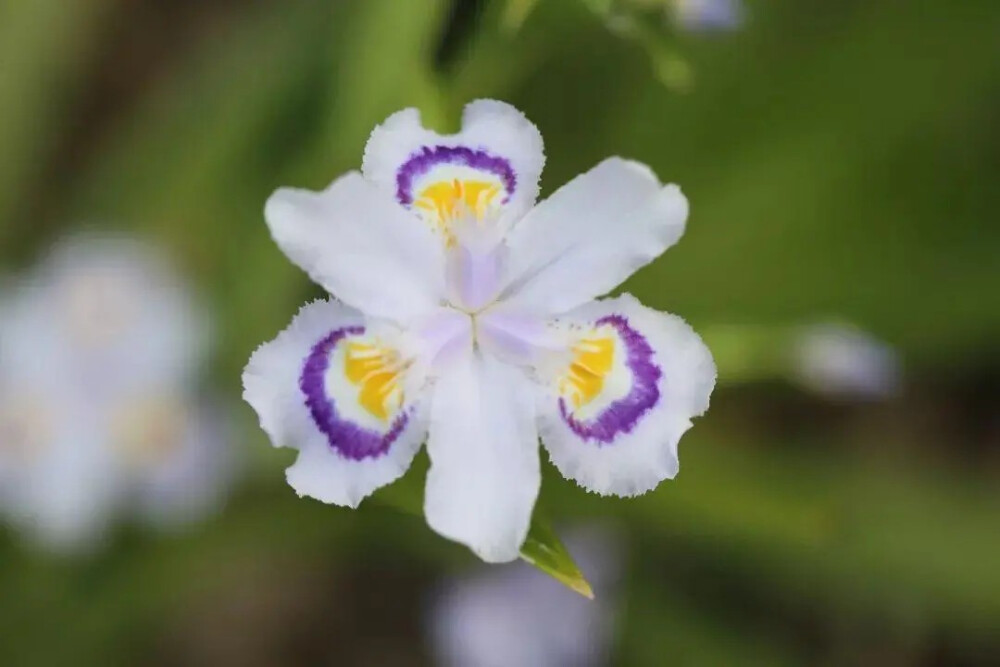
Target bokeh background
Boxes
[1,0,998,664]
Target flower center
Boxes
[111,396,185,468]
[0,394,50,463]
[63,272,137,349]
[343,341,406,421]
[444,211,511,316]
[560,337,615,408]
[415,178,502,240]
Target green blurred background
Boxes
[1,0,998,664]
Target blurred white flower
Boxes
[670,0,744,32]
[429,526,623,667]
[792,322,902,399]
[0,235,233,552]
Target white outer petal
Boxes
[0,235,208,397]
[539,294,716,497]
[4,405,122,553]
[424,348,541,563]
[265,172,445,322]
[362,99,545,220]
[242,299,426,508]
[134,400,236,528]
[502,158,689,316]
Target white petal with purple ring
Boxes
[538,294,716,497]
[242,299,427,508]
[363,100,545,227]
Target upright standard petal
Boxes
[362,100,545,236]
[265,173,445,322]
[424,348,541,563]
[243,299,427,508]
[536,294,715,497]
[501,158,689,316]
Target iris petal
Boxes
[537,294,715,497]
[243,300,428,507]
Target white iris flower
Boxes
[0,236,232,551]
[243,100,716,562]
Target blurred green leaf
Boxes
[64,1,341,396]
[315,0,450,166]
[0,0,114,238]
[638,433,1000,636]
[501,0,542,32]
[622,561,802,666]
[69,1,333,219]
[450,0,601,106]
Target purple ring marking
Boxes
[395,145,516,206]
[559,315,662,444]
[300,326,410,461]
